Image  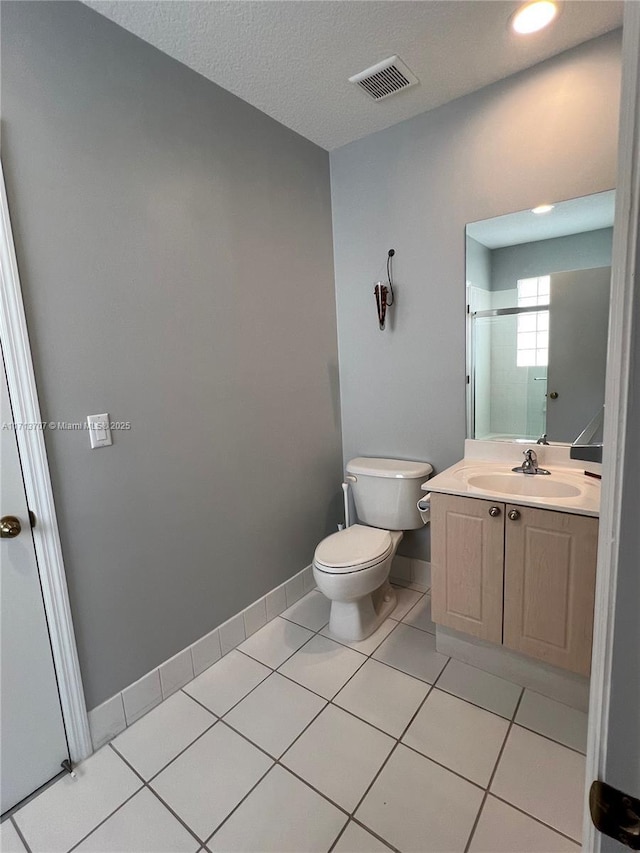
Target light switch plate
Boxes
[87,413,112,448]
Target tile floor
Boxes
[4,585,587,853]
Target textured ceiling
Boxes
[84,1,623,151]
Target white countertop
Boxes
[423,457,601,518]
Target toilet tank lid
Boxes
[346,457,433,479]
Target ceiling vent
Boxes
[349,56,419,102]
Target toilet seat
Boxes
[314,524,393,574]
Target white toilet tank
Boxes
[346,457,433,530]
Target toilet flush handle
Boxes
[345,475,357,483]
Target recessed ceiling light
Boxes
[511,1,558,35]
[532,204,555,214]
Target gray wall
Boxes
[491,227,613,291]
[330,31,621,559]
[1,1,341,709]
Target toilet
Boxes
[313,457,433,642]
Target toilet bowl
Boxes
[312,456,432,643]
[313,525,403,642]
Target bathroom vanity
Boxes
[427,442,600,679]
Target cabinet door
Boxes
[431,494,504,644]
[503,505,598,676]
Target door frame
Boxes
[0,161,92,763]
[583,2,640,848]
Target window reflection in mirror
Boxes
[466,191,614,444]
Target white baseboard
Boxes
[88,565,314,751]
[390,555,431,590]
[436,626,590,712]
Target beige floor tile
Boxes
[373,623,448,683]
[469,795,580,852]
[491,726,585,842]
[278,634,366,699]
[208,766,347,852]
[356,744,484,852]
[516,690,588,753]
[224,672,325,757]
[334,658,430,737]
[282,705,394,811]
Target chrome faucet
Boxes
[536,433,549,445]
[512,448,551,475]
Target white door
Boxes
[1,353,69,814]
[546,266,611,443]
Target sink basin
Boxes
[467,473,582,499]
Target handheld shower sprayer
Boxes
[374,249,395,330]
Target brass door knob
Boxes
[508,509,521,521]
[488,506,501,517]
[0,516,22,538]
[549,391,559,400]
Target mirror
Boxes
[466,190,614,444]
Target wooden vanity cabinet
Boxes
[431,493,598,676]
[431,495,504,644]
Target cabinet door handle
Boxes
[508,509,520,521]
[488,506,501,517]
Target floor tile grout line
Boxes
[9,816,32,853]
[222,700,329,766]
[463,687,526,853]
[114,716,218,787]
[260,667,332,704]
[164,757,272,850]
[326,817,351,853]
[330,695,419,743]
[398,741,487,794]
[106,743,206,849]
[222,671,331,725]
[488,791,583,845]
[145,781,212,849]
[462,790,490,853]
[179,689,223,719]
[368,652,442,686]
[488,688,525,789]
[65,780,144,853]
[392,589,430,628]
[347,660,443,821]
[201,712,407,847]
[349,815,403,853]
[279,612,330,634]
[177,688,220,720]
[200,763,279,847]
[201,758,353,849]
[511,721,588,756]
[319,612,405,658]
[237,619,332,673]
[431,683,519,721]
[212,704,398,830]
[505,683,588,754]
